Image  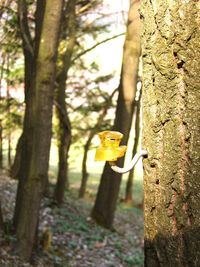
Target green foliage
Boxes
[2,219,17,244]
[54,207,89,235]
[7,64,24,84]
[48,254,71,267]
[51,199,143,266]
[0,97,23,136]
[115,250,144,267]
[66,71,115,148]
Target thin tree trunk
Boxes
[79,134,94,198]
[91,0,141,229]
[0,127,3,169]
[0,57,5,169]
[79,89,117,199]
[0,201,4,233]
[14,0,63,260]
[124,88,142,204]
[54,103,71,204]
[10,134,23,178]
[141,1,200,266]
[54,0,76,205]
[7,133,11,167]
[6,55,12,168]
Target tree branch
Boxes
[71,32,125,63]
[54,100,71,132]
[18,0,33,55]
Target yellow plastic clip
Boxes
[95,131,127,162]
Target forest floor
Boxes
[0,169,144,267]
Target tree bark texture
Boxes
[14,0,63,260]
[91,0,141,229]
[141,1,200,266]
[54,0,76,204]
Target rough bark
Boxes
[141,1,200,266]
[14,0,63,260]
[54,0,76,204]
[91,0,141,229]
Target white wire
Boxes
[109,150,148,174]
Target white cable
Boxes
[109,150,148,174]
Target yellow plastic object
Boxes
[95,131,127,162]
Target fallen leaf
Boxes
[94,238,107,249]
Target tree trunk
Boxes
[7,133,11,168]
[10,0,45,180]
[6,55,12,169]
[141,1,200,266]
[79,90,117,199]
[0,127,3,169]
[54,0,76,205]
[54,105,71,204]
[14,0,63,260]
[0,201,4,233]
[124,89,141,204]
[79,133,94,198]
[0,57,5,169]
[10,134,23,178]
[91,0,141,229]
[13,0,46,227]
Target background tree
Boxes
[0,54,6,169]
[0,1,22,170]
[141,0,200,266]
[0,96,22,167]
[53,0,76,204]
[91,0,141,229]
[0,201,4,232]
[10,0,45,180]
[54,0,118,203]
[13,0,46,229]
[79,87,117,198]
[124,83,142,204]
[13,0,64,260]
